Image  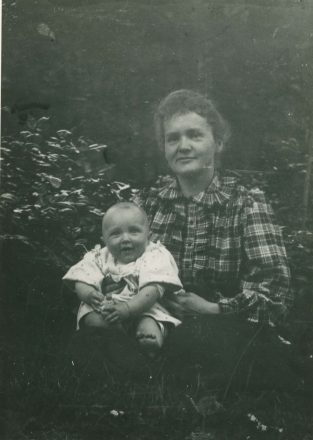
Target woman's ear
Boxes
[216,141,224,154]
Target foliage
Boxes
[0,119,135,272]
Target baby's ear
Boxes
[100,235,106,245]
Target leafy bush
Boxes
[0,119,139,318]
[0,119,136,272]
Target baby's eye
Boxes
[108,230,120,237]
[129,226,142,233]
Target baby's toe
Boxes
[144,334,156,340]
[136,333,157,341]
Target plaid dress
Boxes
[135,174,292,326]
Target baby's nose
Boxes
[121,232,131,241]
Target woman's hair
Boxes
[154,89,231,150]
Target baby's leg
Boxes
[136,317,165,358]
[81,311,111,328]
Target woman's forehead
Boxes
[164,112,211,132]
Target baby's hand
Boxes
[101,303,130,324]
[85,290,105,311]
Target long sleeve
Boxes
[218,194,292,325]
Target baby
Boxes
[63,201,182,356]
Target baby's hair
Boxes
[102,201,149,230]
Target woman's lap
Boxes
[68,316,300,392]
[164,316,299,392]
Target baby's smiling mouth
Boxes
[120,245,133,252]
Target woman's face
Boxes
[164,112,221,177]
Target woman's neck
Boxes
[177,167,215,198]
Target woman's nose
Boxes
[178,135,191,151]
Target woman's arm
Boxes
[216,194,291,323]
[103,284,162,324]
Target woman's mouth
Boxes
[177,157,195,162]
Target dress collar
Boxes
[157,173,235,207]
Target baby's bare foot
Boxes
[136,332,162,358]
[136,317,165,358]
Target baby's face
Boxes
[103,208,149,264]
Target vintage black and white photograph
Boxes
[1,0,313,439]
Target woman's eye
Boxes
[166,134,179,144]
[189,130,202,139]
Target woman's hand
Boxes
[162,290,196,319]
[162,291,190,319]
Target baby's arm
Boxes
[164,290,220,318]
[75,281,105,311]
[103,283,162,324]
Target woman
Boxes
[70,89,295,391]
[136,89,294,391]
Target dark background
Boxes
[3,0,313,183]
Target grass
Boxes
[2,296,311,438]
[2,296,313,440]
